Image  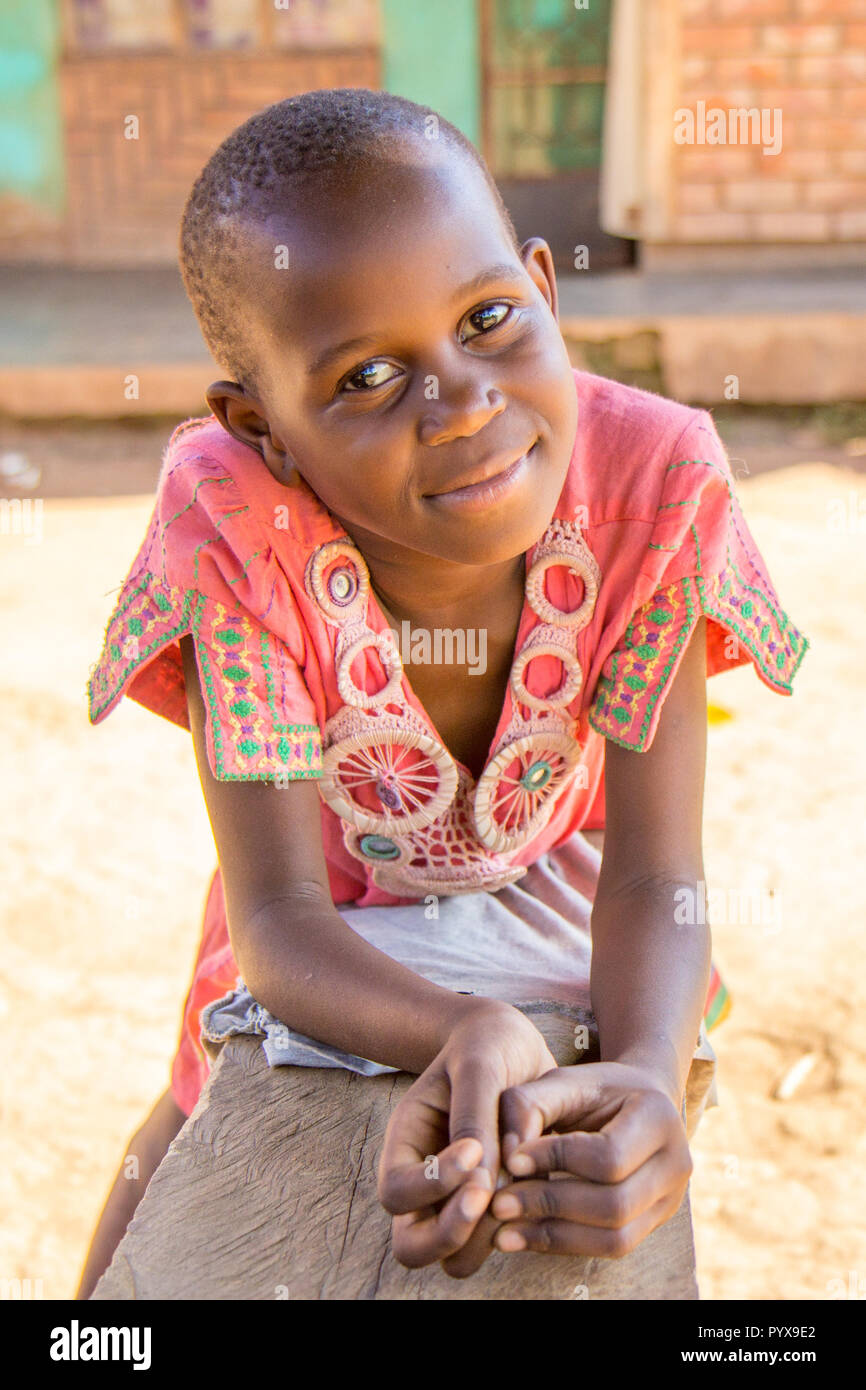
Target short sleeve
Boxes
[86,456,324,783]
[588,409,809,752]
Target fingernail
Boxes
[454,1140,483,1171]
[492,1194,521,1220]
[506,1152,535,1176]
[501,1131,521,1161]
[460,1185,491,1220]
[496,1229,526,1252]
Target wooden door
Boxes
[480,0,634,270]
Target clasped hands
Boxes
[376,999,693,1279]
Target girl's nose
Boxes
[418,380,507,447]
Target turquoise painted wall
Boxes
[381,0,480,146]
[0,0,64,211]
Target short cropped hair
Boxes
[178,87,519,397]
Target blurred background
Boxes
[1,0,864,1302]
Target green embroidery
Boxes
[88,570,324,782]
[695,568,808,695]
[189,596,322,781]
[589,578,697,751]
[160,474,233,574]
[192,506,251,585]
[228,548,265,585]
[88,574,194,720]
[259,628,323,736]
[589,452,810,752]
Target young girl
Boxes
[78,88,808,1297]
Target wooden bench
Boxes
[91,1011,700,1300]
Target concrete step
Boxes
[1,265,864,417]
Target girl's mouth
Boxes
[425,441,537,511]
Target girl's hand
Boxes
[490,1062,693,1258]
[376,1000,557,1278]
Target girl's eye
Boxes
[342,360,401,392]
[461,302,512,341]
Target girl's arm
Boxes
[590,612,712,1111]
[485,616,713,1261]
[178,633,489,1077]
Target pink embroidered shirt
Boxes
[88,367,808,909]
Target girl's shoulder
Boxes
[566,371,810,752]
[152,414,339,593]
[85,415,334,783]
[567,369,723,526]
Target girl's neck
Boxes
[367,551,527,632]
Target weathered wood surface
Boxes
[92,1012,699,1300]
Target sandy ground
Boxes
[0,454,864,1301]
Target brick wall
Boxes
[672,0,866,247]
[0,50,379,265]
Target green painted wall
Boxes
[0,0,64,211]
[381,0,480,145]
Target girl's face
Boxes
[209,141,579,572]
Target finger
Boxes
[449,1058,504,1190]
[504,1090,677,1184]
[379,1085,449,1176]
[494,1193,681,1259]
[440,1209,502,1279]
[499,1067,612,1158]
[378,1137,487,1216]
[390,1175,495,1269]
[497,1061,625,1162]
[492,1150,685,1230]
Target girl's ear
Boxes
[206,380,300,485]
[518,237,559,323]
[206,380,256,442]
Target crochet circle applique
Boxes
[305,538,369,627]
[340,768,531,897]
[303,518,601,894]
[473,722,586,855]
[336,631,405,708]
[473,520,602,854]
[524,537,600,628]
[510,624,583,710]
[319,704,459,836]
